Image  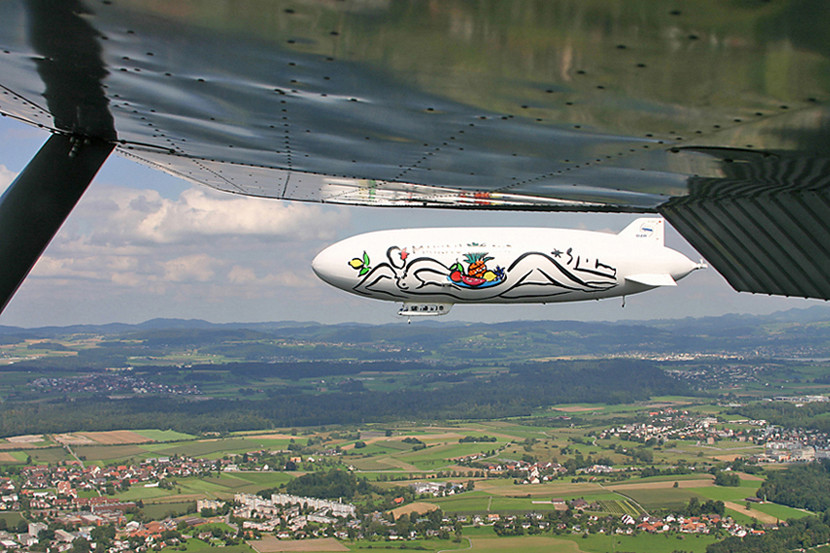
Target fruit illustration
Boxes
[464,252,493,278]
[348,252,371,276]
[460,274,486,287]
[448,254,504,288]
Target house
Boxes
[570,498,589,510]
[54,530,75,542]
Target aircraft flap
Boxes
[626,273,677,287]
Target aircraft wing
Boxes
[0,0,829,311]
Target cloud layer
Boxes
[77,187,343,246]
[28,183,349,303]
[0,164,14,191]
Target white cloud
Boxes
[33,256,109,281]
[161,254,218,282]
[227,265,257,284]
[0,164,15,193]
[76,186,348,246]
[110,271,145,288]
[20,182,352,304]
[269,270,317,288]
[227,266,317,289]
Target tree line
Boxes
[730,402,830,433]
[0,359,684,436]
[756,460,830,512]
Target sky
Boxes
[0,116,825,327]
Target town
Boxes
[2,404,825,553]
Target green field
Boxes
[397,442,505,471]
[189,472,294,495]
[614,487,700,511]
[75,444,149,461]
[344,538,462,552]
[143,438,283,459]
[135,429,197,442]
[432,491,493,513]
[488,496,560,512]
[161,539,253,553]
[117,484,180,501]
[690,482,761,503]
[595,498,644,516]
[561,532,720,553]
[22,446,70,464]
[143,501,196,520]
[224,471,295,488]
[0,450,29,463]
[620,473,714,485]
[752,501,814,521]
[348,457,402,471]
[116,471,295,503]
[0,512,25,528]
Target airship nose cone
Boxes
[311,250,324,278]
[311,246,336,285]
[312,242,356,291]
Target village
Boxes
[598,407,830,462]
[0,398,828,552]
[0,436,785,553]
[28,373,200,399]
[488,508,770,539]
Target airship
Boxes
[312,218,704,318]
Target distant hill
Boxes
[2,305,830,359]
[1,305,828,336]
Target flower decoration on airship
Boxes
[348,252,371,276]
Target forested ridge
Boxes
[0,359,681,436]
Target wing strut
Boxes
[0,133,113,314]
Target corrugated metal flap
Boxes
[660,151,830,299]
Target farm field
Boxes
[559,532,720,553]
[249,537,350,551]
[161,540,254,553]
[3,309,830,553]
[0,405,824,553]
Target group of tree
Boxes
[714,471,741,487]
[283,469,372,500]
[401,437,425,450]
[756,460,830,512]
[459,435,497,443]
[685,497,725,517]
[731,402,830,433]
[258,469,422,512]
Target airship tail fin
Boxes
[619,217,664,245]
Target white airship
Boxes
[312,218,704,318]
